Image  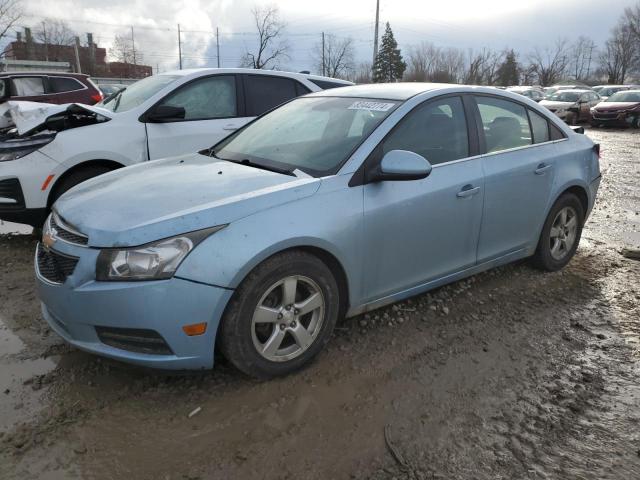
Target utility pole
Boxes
[177,24,182,69]
[322,32,325,76]
[216,27,220,68]
[131,26,136,65]
[73,36,82,73]
[372,0,380,66]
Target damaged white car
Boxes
[0,68,352,226]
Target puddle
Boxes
[0,220,32,235]
[0,316,57,432]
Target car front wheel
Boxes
[218,250,340,379]
[532,193,585,271]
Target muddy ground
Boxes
[1,128,639,479]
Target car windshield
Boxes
[212,97,399,177]
[99,75,180,113]
[600,87,624,97]
[607,91,640,102]
[547,92,581,102]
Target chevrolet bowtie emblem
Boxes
[42,227,57,250]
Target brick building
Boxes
[4,28,152,79]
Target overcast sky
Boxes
[13,0,640,74]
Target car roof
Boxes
[157,67,353,85]
[0,71,89,78]
[549,89,592,93]
[307,83,466,100]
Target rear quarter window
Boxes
[49,77,85,93]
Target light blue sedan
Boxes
[35,84,601,378]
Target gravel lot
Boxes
[1,127,639,480]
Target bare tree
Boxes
[600,22,637,84]
[570,36,597,81]
[405,42,465,83]
[35,19,75,61]
[240,4,289,69]
[528,38,570,86]
[110,34,142,64]
[626,2,640,42]
[312,34,354,79]
[405,42,440,81]
[0,0,21,42]
[350,61,372,83]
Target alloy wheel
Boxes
[251,275,325,362]
[549,206,578,260]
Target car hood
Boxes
[539,100,575,109]
[0,101,113,135]
[54,153,320,248]
[593,101,640,111]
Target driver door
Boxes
[145,74,248,159]
[361,96,484,303]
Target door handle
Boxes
[535,163,552,175]
[223,124,239,131]
[457,185,480,198]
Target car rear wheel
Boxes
[532,193,584,271]
[218,250,340,379]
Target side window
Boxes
[528,110,550,144]
[476,96,532,153]
[549,122,566,140]
[159,75,236,120]
[382,96,469,165]
[11,77,45,96]
[244,75,298,116]
[49,77,84,93]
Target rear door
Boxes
[474,95,557,262]
[145,74,245,159]
[8,76,49,103]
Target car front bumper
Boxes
[36,242,234,370]
[0,150,60,226]
[591,112,638,126]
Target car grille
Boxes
[95,326,174,355]
[50,213,88,246]
[36,243,79,284]
[0,178,25,208]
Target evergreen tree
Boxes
[496,49,520,86]
[372,23,406,82]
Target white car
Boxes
[0,68,352,226]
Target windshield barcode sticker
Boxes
[348,101,395,112]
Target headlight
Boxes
[0,134,55,162]
[96,226,225,281]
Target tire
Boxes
[49,165,113,206]
[532,193,585,272]
[632,116,640,129]
[218,250,340,379]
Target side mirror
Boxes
[146,105,186,122]
[368,150,432,183]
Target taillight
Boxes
[90,92,103,104]
[593,143,600,159]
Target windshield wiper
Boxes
[103,87,126,105]
[215,154,295,176]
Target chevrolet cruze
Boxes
[35,84,601,378]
